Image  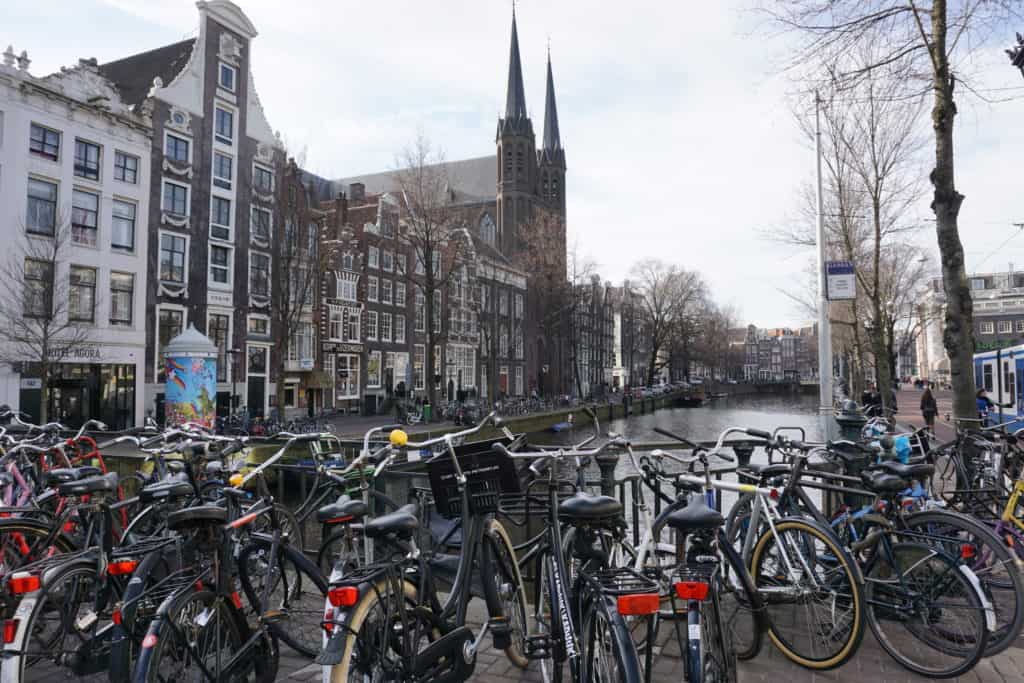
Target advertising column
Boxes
[163,325,218,428]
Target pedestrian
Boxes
[920,386,937,431]
[976,388,1011,427]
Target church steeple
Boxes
[542,51,561,152]
[504,9,528,121]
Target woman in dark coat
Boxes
[920,386,937,431]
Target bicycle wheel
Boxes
[327,578,435,682]
[140,588,276,682]
[0,519,76,580]
[580,589,645,683]
[716,529,763,661]
[237,536,327,658]
[681,581,738,683]
[748,517,864,670]
[485,518,529,669]
[903,509,1024,655]
[865,541,988,678]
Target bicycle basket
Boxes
[427,440,521,519]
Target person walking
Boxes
[920,386,938,431]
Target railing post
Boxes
[595,452,619,498]
[732,445,754,468]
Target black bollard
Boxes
[595,452,619,498]
[732,445,754,468]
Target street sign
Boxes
[826,261,856,300]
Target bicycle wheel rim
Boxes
[148,590,249,681]
[701,588,738,683]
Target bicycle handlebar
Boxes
[403,412,500,449]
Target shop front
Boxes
[18,355,140,430]
[323,342,363,415]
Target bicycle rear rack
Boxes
[590,567,660,596]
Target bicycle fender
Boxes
[1,593,39,683]
[959,564,997,632]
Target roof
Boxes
[504,11,528,121]
[336,155,497,203]
[99,39,195,106]
[542,55,561,151]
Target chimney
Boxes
[348,182,365,203]
[337,192,349,229]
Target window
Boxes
[368,276,378,302]
[415,288,425,331]
[515,366,524,396]
[337,354,360,399]
[983,364,994,392]
[368,351,381,388]
[209,314,230,382]
[111,199,136,250]
[981,322,995,335]
[499,291,508,315]
[515,330,524,359]
[998,320,1012,334]
[71,189,99,246]
[368,246,379,268]
[248,316,269,336]
[432,252,441,277]
[219,63,236,91]
[211,196,231,239]
[26,178,57,235]
[157,309,184,381]
[248,346,268,377]
[381,313,392,342]
[110,272,133,326]
[396,314,406,343]
[30,124,60,160]
[1017,320,1024,333]
[215,107,233,144]
[251,207,270,242]
[415,254,425,275]
[165,134,190,163]
[342,306,360,342]
[396,282,406,307]
[329,306,344,341]
[114,151,138,183]
[254,165,273,194]
[287,322,314,363]
[162,181,188,216]
[68,266,96,322]
[480,214,496,244]
[210,245,231,285]
[382,279,392,305]
[250,253,270,297]
[413,345,425,390]
[433,290,442,333]
[342,253,354,270]
[396,253,406,275]
[160,234,187,283]
[23,259,53,317]
[367,311,378,340]
[74,139,101,180]
[971,278,987,291]
[1006,361,1017,404]
[213,152,233,190]
[515,294,523,319]
[382,250,393,272]
[499,324,509,357]
[338,275,357,302]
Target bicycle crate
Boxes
[427,442,521,519]
[590,567,660,596]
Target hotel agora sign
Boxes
[826,261,856,301]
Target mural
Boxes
[165,356,217,428]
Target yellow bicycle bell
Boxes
[389,429,408,447]
[228,473,245,488]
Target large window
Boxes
[337,354,360,399]
[287,322,314,363]
[30,124,60,160]
[215,107,234,144]
[998,320,1012,334]
[251,207,271,242]
[23,259,53,318]
[74,139,101,180]
[326,306,360,344]
[110,272,133,326]
[209,314,230,382]
[433,291,442,333]
[381,313,392,343]
[162,181,188,216]
[445,345,476,391]
[415,288,425,331]
[211,196,231,239]
[157,309,184,382]
[69,266,96,322]
[413,345,425,390]
[368,276,378,302]
[210,245,231,285]
[159,234,186,283]
[165,134,189,163]
[395,315,406,343]
[480,214,496,244]
[368,246,379,269]
[515,294,523,319]
[981,322,995,335]
[337,274,357,302]
[248,345,268,374]
[382,279,392,305]
[114,151,138,184]
[111,199,136,250]
[250,253,270,297]
[71,189,99,246]
[367,311,378,340]
[213,152,233,190]
[515,366,524,396]
[219,63,236,91]
[382,250,393,272]
[254,165,273,195]
[26,178,57,236]
[329,306,344,341]
[367,351,381,388]
[396,282,406,307]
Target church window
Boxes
[505,148,513,176]
[516,145,524,175]
[542,173,549,197]
[480,214,496,245]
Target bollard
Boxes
[595,452,619,498]
[732,445,754,468]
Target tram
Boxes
[973,345,1024,429]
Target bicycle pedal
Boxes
[524,634,551,659]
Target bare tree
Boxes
[762,0,1023,417]
[0,220,97,423]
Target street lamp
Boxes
[1008,32,1024,77]
[227,347,243,415]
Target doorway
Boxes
[248,377,266,418]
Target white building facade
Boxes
[0,48,151,427]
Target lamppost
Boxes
[1008,33,1024,76]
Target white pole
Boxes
[815,92,834,424]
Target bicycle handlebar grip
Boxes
[746,428,772,440]
[490,442,511,456]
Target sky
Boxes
[6,0,1024,328]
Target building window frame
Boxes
[26,176,58,236]
[210,195,232,240]
[161,179,190,217]
[155,304,187,382]
[158,231,189,284]
[213,151,233,190]
[29,123,60,161]
[981,321,995,335]
[71,188,100,247]
[395,314,406,343]
[114,150,138,184]
[109,271,134,327]
[73,138,101,181]
[253,164,274,195]
[111,198,136,251]
[367,310,378,340]
[164,132,191,165]
[249,252,271,298]
[215,106,235,145]
[368,276,379,302]
[218,62,237,92]
[209,244,233,288]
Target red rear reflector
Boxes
[675,581,710,601]
[112,609,122,626]
[9,573,40,594]
[327,516,354,524]
[328,586,359,607]
[141,634,157,649]
[322,608,334,635]
[769,488,780,500]
[3,619,18,644]
[229,511,259,529]
[616,593,660,615]
[961,544,977,560]
[107,559,139,576]
[230,592,243,609]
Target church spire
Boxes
[504,8,528,120]
[542,49,561,151]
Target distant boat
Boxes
[551,421,573,432]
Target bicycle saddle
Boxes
[743,463,791,479]
[874,461,934,480]
[57,471,118,497]
[558,492,623,520]
[362,503,419,539]
[859,470,908,494]
[45,466,103,488]
[139,476,194,505]
[167,504,228,532]
[316,496,368,524]
[666,495,724,531]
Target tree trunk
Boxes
[930,0,975,419]
[39,361,49,424]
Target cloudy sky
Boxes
[7,0,1024,327]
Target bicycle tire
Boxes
[716,528,764,661]
[237,535,327,658]
[580,588,646,683]
[865,541,988,678]
[0,519,77,583]
[748,517,864,670]
[486,518,529,669]
[902,508,1024,656]
[681,581,738,683]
